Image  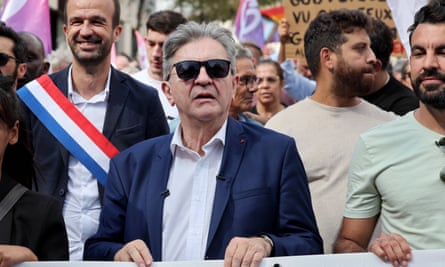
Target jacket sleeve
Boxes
[83,158,129,260]
[269,137,324,255]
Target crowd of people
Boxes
[0,0,444,266]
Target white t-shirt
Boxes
[132,69,178,120]
[266,98,396,253]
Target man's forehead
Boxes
[411,23,445,46]
[173,37,227,61]
[146,30,167,42]
[0,36,15,54]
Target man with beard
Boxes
[21,0,169,260]
[0,23,27,90]
[362,18,419,116]
[334,1,445,266]
[266,9,396,253]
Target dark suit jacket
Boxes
[84,118,323,260]
[26,67,169,203]
[0,174,69,260]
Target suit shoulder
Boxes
[115,70,158,94]
[114,134,172,159]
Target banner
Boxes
[0,0,52,54]
[234,0,265,48]
[15,249,445,267]
[283,0,402,59]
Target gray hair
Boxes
[49,46,73,72]
[235,44,253,60]
[163,21,236,81]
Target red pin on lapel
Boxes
[240,139,245,143]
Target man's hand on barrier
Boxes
[224,236,272,267]
[114,239,153,267]
[369,233,412,267]
[0,245,38,267]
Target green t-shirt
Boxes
[345,111,445,250]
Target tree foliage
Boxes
[175,0,280,23]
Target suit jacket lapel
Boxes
[206,118,247,250]
[103,68,130,138]
[146,137,173,261]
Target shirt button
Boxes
[58,189,65,196]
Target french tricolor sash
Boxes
[17,75,119,185]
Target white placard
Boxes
[15,249,445,267]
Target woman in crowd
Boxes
[250,59,286,124]
[0,77,68,266]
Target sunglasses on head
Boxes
[435,137,445,182]
[0,52,16,66]
[168,59,231,81]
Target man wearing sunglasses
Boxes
[85,21,323,266]
[335,1,445,266]
[0,23,27,90]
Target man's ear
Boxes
[16,62,27,80]
[42,62,50,74]
[8,120,19,145]
[320,47,334,71]
[161,81,175,106]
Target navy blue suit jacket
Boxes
[84,118,323,260]
[25,67,169,203]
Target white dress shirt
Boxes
[162,121,226,261]
[63,67,111,260]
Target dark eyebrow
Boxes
[410,45,425,51]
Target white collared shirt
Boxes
[63,66,111,260]
[162,120,227,261]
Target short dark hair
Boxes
[0,23,27,63]
[369,18,393,69]
[146,10,187,35]
[64,0,121,28]
[304,9,372,78]
[408,0,445,45]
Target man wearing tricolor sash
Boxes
[17,0,169,260]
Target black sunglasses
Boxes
[435,137,445,182]
[0,52,16,66]
[168,59,231,81]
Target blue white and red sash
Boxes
[17,75,119,185]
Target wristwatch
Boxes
[261,234,274,249]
